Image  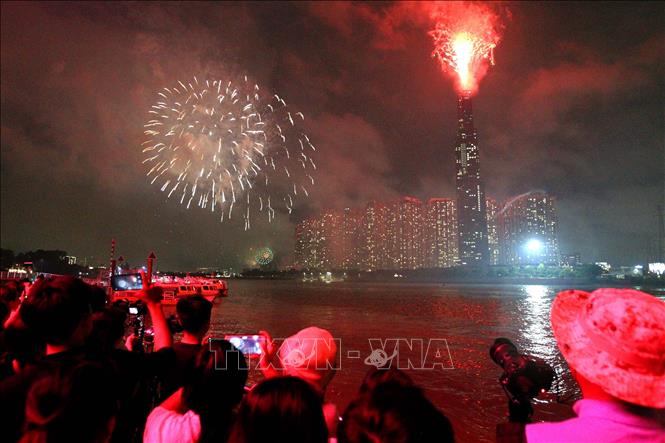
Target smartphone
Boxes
[128,307,139,315]
[111,274,143,291]
[224,334,264,357]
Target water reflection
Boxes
[518,285,580,410]
[519,285,553,359]
[216,281,599,443]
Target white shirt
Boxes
[143,406,201,443]
[526,399,665,443]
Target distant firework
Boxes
[255,247,274,266]
[142,76,317,230]
[429,3,505,95]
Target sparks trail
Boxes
[142,76,316,229]
[428,3,505,95]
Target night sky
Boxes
[1,2,663,270]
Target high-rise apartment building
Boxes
[393,197,425,270]
[318,210,343,269]
[297,197,456,271]
[342,208,363,270]
[294,218,319,269]
[497,192,560,265]
[426,198,458,268]
[360,201,384,271]
[294,191,561,271]
[454,94,489,265]
[486,198,500,266]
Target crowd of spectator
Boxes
[0,275,663,442]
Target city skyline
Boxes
[294,191,560,271]
[1,2,663,269]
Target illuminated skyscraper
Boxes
[360,201,385,271]
[393,197,425,269]
[318,210,343,269]
[426,198,458,268]
[497,192,560,265]
[294,211,344,270]
[342,208,363,270]
[455,94,489,265]
[294,218,318,269]
[486,197,500,265]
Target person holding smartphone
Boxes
[104,271,175,443]
[159,295,213,401]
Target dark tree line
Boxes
[0,248,87,275]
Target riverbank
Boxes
[234,270,664,289]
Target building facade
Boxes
[392,197,425,270]
[426,198,459,268]
[342,208,363,270]
[294,218,319,269]
[497,192,560,265]
[296,197,461,271]
[486,198,500,266]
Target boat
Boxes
[111,275,228,305]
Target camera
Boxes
[490,338,554,423]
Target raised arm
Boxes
[138,270,172,350]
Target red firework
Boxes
[429,2,505,95]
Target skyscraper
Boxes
[394,197,425,269]
[294,217,319,269]
[486,198,500,266]
[454,94,489,265]
[426,198,458,268]
[342,208,363,270]
[318,210,343,269]
[360,201,385,271]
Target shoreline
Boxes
[231,275,665,290]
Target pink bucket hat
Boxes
[278,326,338,389]
[551,288,665,408]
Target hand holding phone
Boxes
[225,334,265,357]
[111,274,143,291]
[138,270,163,305]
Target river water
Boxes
[200,280,663,443]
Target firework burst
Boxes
[429,3,505,95]
[142,75,316,230]
[255,247,274,266]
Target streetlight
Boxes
[523,238,544,265]
[525,239,543,254]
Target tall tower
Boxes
[455,93,489,265]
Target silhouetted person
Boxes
[103,272,175,443]
[86,304,128,355]
[21,360,117,443]
[339,369,455,443]
[357,365,415,396]
[229,376,329,443]
[0,276,95,442]
[160,295,213,400]
[144,339,248,443]
[1,283,22,328]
